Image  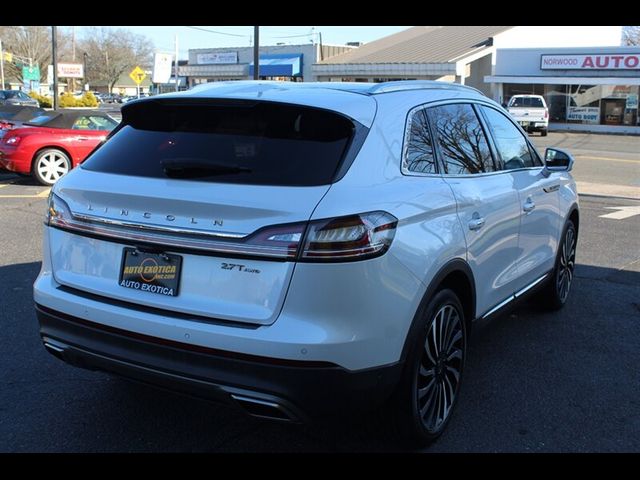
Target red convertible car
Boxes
[0,109,119,185]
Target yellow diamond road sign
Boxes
[129,66,146,85]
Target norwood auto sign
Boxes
[541,54,640,70]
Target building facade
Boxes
[485,47,640,134]
[311,26,623,100]
[179,43,354,87]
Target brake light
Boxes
[4,135,21,145]
[301,211,397,261]
[242,222,307,260]
[46,192,73,227]
[544,109,548,119]
[244,211,398,262]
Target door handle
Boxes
[76,137,90,141]
[523,199,536,213]
[468,217,485,231]
[543,184,560,193]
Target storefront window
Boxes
[544,84,570,122]
[566,85,600,125]
[503,83,639,127]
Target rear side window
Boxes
[82,101,356,187]
[72,115,118,131]
[429,103,496,175]
[404,108,436,174]
[481,106,539,169]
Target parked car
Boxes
[507,94,549,136]
[34,81,579,446]
[0,105,45,133]
[99,93,123,104]
[0,109,119,185]
[0,89,40,107]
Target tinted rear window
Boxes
[509,97,544,108]
[81,101,356,187]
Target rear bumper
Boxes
[0,146,30,173]
[36,303,403,421]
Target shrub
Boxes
[79,92,99,107]
[28,91,52,108]
[59,93,77,108]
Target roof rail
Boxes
[367,80,484,96]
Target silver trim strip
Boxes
[481,273,549,319]
[514,273,548,298]
[73,212,246,240]
[481,296,514,320]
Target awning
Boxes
[249,54,302,77]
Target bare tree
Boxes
[0,26,69,84]
[0,26,71,82]
[622,26,640,46]
[79,27,153,93]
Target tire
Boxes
[33,149,71,186]
[389,289,467,447]
[539,220,577,310]
[541,129,548,137]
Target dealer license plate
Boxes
[119,248,182,297]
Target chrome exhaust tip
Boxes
[43,340,66,360]
[231,394,297,422]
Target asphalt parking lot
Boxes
[0,133,638,452]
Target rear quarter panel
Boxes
[306,90,469,364]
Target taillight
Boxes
[244,211,398,262]
[242,222,307,260]
[4,135,21,145]
[301,211,397,261]
[544,109,548,119]
[46,192,73,227]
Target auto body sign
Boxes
[541,54,640,70]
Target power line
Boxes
[184,26,249,38]
[271,32,317,39]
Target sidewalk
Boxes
[577,181,639,200]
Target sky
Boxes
[74,26,411,59]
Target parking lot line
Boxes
[0,188,50,199]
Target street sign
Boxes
[129,66,146,85]
[22,65,40,81]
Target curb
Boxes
[578,192,640,202]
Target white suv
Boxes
[34,81,579,445]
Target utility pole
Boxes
[0,38,5,90]
[71,26,76,93]
[174,34,179,92]
[52,26,59,109]
[253,26,259,80]
[83,52,88,91]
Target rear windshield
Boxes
[26,113,60,125]
[81,101,356,187]
[509,97,544,108]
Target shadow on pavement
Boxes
[2,260,638,452]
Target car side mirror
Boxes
[542,147,574,177]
